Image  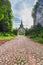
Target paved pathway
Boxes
[0,36,43,65]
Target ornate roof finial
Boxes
[20,20,23,27]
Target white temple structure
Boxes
[18,20,25,35]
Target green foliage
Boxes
[0,32,16,40]
[0,32,13,37]
[0,0,13,32]
[25,28,29,36]
[25,24,43,43]
[12,29,18,35]
[33,37,43,43]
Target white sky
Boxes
[10,0,37,28]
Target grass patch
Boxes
[0,32,16,40]
[27,35,43,43]
[0,36,15,40]
[32,37,43,43]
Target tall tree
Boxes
[0,0,13,32]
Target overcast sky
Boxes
[10,0,37,28]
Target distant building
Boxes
[18,20,25,35]
[34,0,43,26]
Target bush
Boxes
[33,37,43,43]
[25,24,43,43]
[12,29,18,35]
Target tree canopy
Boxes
[0,0,13,32]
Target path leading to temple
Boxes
[0,36,43,65]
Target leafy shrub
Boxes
[12,29,18,35]
[25,24,43,43]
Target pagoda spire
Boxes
[20,20,23,27]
